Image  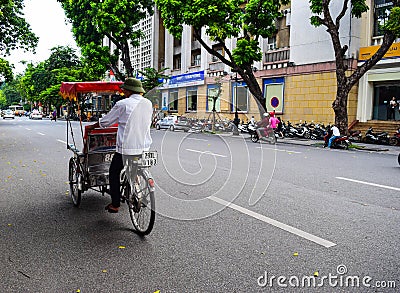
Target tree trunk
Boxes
[333,87,350,135]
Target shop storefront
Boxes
[357,42,400,122]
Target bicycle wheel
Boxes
[68,157,81,207]
[125,170,155,235]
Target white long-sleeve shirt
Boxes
[99,94,153,155]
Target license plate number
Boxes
[141,151,158,167]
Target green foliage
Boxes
[0,58,13,82]
[232,39,262,66]
[0,90,7,109]
[0,0,38,56]
[138,67,170,93]
[58,0,154,78]
[383,7,400,37]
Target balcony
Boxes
[263,47,290,70]
[207,61,225,76]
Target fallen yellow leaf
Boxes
[293,252,299,257]
[118,246,126,249]
[314,271,319,277]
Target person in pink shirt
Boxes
[269,111,279,130]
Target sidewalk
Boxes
[221,133,400,156]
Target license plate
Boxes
[141,151,158,167]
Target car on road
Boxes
[30,109,43,120]
[155,115,178,130]
[169,116,192,132]
[3,109,15,119]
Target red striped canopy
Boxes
[60,81,123,101]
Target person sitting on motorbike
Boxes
[328,124,341,148]
[256,112,271,138]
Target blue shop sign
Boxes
[168,71,204,87]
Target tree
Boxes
[309,0,400,133]
[138,67,169,92]
[0,0,38,56]
[156,0,289,114]
[0,58,13,82]
[58,0,154,80]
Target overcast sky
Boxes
[5,0,78,74]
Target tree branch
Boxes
[193,29,234,68]
[335,0,349,28]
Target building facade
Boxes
[357,0,400,122]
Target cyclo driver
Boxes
[86,78,153,213]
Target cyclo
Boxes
[60,81,157,235]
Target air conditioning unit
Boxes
[268,44,276,50]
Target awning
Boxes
[60,81,123,101]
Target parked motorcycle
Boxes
[389,128,400,146]
[284,121,311,139]
[363,127,390,145]
[348,130,362,142]
[238,122,250,133]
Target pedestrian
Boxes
[51,109,57,122]
[276,117,284,138]
[86,78,152,213]
[388,97,397,120]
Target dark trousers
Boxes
[388,108,395,120]
[109,152,124,207]
[109,152,139,207]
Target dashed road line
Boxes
[186,138,208,142]
[336,177,400,191]
[185,148,227,158]
[37,132,45,136]
[256,146,302,154]
[209,196,336,248]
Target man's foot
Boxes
[105,203,119,213]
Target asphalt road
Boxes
[0,117,399,293]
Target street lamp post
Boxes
[232,72,240,135]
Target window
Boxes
[232,83,248,112]
[267,36,276,50]
[374,1,393,36]
[207,87,221,112]
[173,54,181,70]
[169,91,179,112]
[173,37,181,47]
[212,44,224,62]
[191,49,201,66]
[187,88,197,111]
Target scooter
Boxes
[348,130,362,142]
[238,122,250,133]
[389,128,400,146]
[250,126,276,144]
[363,127,390,145]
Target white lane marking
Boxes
[37,132,45,136]
[209,196,336,248]
[185,148,227,158]
[25,128,31,130]
[57,139,67,144]
[336,177,400,192]
[256,146,302,154]
[186,138,208,142]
